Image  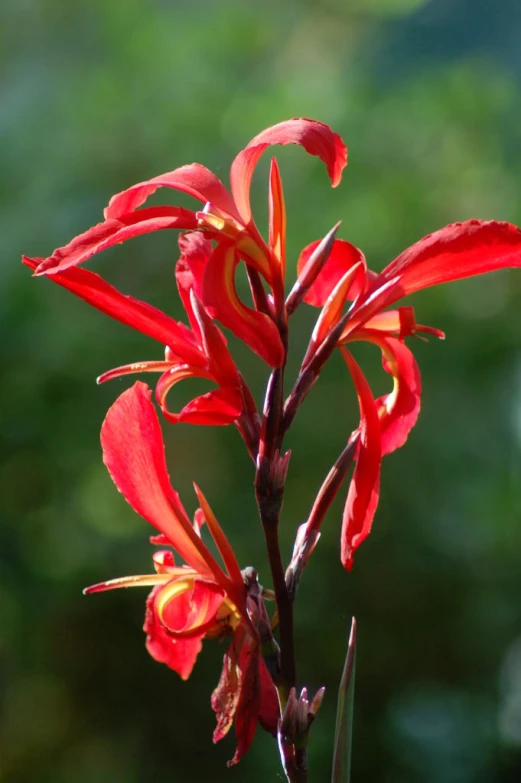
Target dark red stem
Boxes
[255,313,296,693]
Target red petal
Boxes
[230,118,347,224]
[212,632,278,764]
[268,157,286,294]
[340,349,381,570]
[152,550,177,572]
[144,585,203,680]
[155,577,225,639]
[354,307,415,337]
[354,307,445,341]
[84,574,169,593]
[378,220,521,300]
[193,484,245,593]
[201,244,284,367]
[297,238,367,307]
[228,639,263,765]
[176,388,243,426]
[97,361,176,385]
[155,365,243,426]
[257,657,279,736]
[306,260,365,363]
[22,257,206,366]
[337,277,404,342]
[176,232,212,337]
[212,634,243,743]
[189,292,240,386]
[34,207,197,275]
[362,334,422,455]
[101,382,228,582]
[104,164,240,221]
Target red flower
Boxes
[85,381,279,760]
[300,220,521,568]
[26,118,347,367]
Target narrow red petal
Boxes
[378,220,521,299]
[297,238,367,307]
[22,257,206,365]
[230,118,348,224]
[34,207,197,275]
[105,163,240,221]
[268,157,286,293]
[144,585,203,680]
[101,382,227,582]
[193,484,245,593]
[97,360,175,385]
[84,574,168,593]
[201,244,284,367]
[308,261,365,354]
[340,349,382,570]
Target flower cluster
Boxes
[24,117,521,766]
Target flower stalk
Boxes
[24,116,521,780]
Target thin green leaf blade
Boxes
[331,617,357,783]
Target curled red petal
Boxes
[230,118,348,224]
[340,349,381,571]
[105,163,240,221]
[101,382,227,582]
[22,257,206,365]
[156,577,225,639]
[152,550,177,573]
[378,219,521,300]
[201,244,284,367]
[34,207,197,275]
[167,387,243,426]
[297,238,367,307]
[144,585,204,680]
[362,333,422,455]
[155,365,243,426]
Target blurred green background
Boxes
[3,0,521,781]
